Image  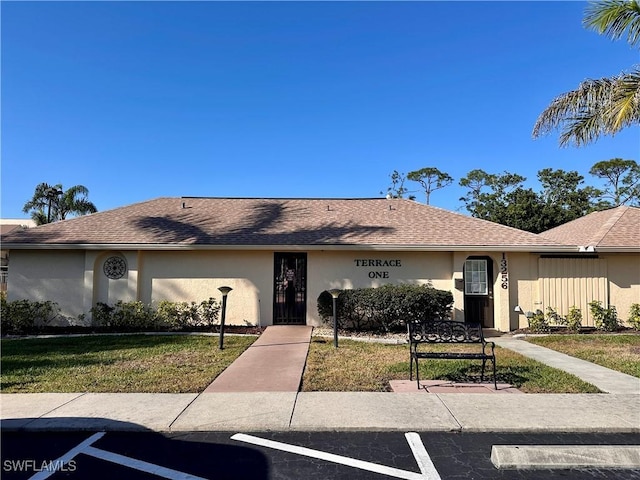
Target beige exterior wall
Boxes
[137,250,273,326]
[605,253,640,326]
[511,253,640,328]
[306,250,455,325]
[7,250,87,323]
[8,248,637,331]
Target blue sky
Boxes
[2,1,638,219]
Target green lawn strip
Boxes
[302,337,600,393]
[0,334,256,393]
[526,334,640,378]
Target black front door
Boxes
[273,253,307,325]
[463,257,494,328]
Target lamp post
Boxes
[218,286,233,349]
[328,289,341,348]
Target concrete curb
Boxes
[2,392,639,433]
[491,445,640,470]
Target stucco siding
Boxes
[306,251,454,326]
[7,250,86,321]
[511,254,540,329]
[138,250,272,326]
[606,254,640,326]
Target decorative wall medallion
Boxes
[103,256,126,279]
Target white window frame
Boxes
[465,259,488,295]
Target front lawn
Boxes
[301,338,601,393]
[0,334,256,393]
[526,334,640,378]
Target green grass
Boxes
[302,338,601,393]
[0,334,256,393]
[526,334,640,378]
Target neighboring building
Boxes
[1,198,638,331]
[0,219,36,292]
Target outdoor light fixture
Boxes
[328,289,341,348]
[217,286,233,350]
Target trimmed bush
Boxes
[317,284,453,333]
[627,303,640,331]
[1,298,61,335]
[544,306,582,333]
[528,309,549,333]
[91,300,158,331]
[565,306,583,333]
[2,297,222,335]
[589,300,619,332]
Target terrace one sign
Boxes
[354,259,402,279]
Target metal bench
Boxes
[407,319,497,389]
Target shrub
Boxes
[628,303,640,331]
[565,306,583,333]
[588,300,619,332]
[112,301,158,331]
[197,297,221,327]
[155,298,220,330]
[528,309,549,333]
[0,293,8,332]
[90,300,157,331]
[156,300,198,330]
[544,306,582,333]
[317,284,453,333]
[1,298,61,335]
[90,302,114,327]
[545,307,565,326]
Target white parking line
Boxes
[405,432,442,479]
[28,432,207,480]
[29,433,105,480]
[83,446,207,480]
[232,432,442,480]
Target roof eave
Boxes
[2,242,578,253]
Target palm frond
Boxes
[606,66,640,130]
[533,67,640,147]
[584,0,640,47]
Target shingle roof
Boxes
[539,206,640,251]
[1,197,568,251]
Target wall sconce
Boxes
[514,305,534,318]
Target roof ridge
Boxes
[179,196,387,201]
[585,206,628,247]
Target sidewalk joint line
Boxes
[40,392,89,419]
[433,394,462,432]
[288,391,301,429]
[168,393,202,431]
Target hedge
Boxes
[317,284,453,333]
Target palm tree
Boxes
[533,0,640,147]
[22,183,97,225]
[56,185,98,221]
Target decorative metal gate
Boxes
[273,253,307,325]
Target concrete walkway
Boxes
[204,325,313,392]
[2,392,638,433]
[493,336,640,395]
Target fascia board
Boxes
[2,243,579,253]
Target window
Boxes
[465,259,488,295]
